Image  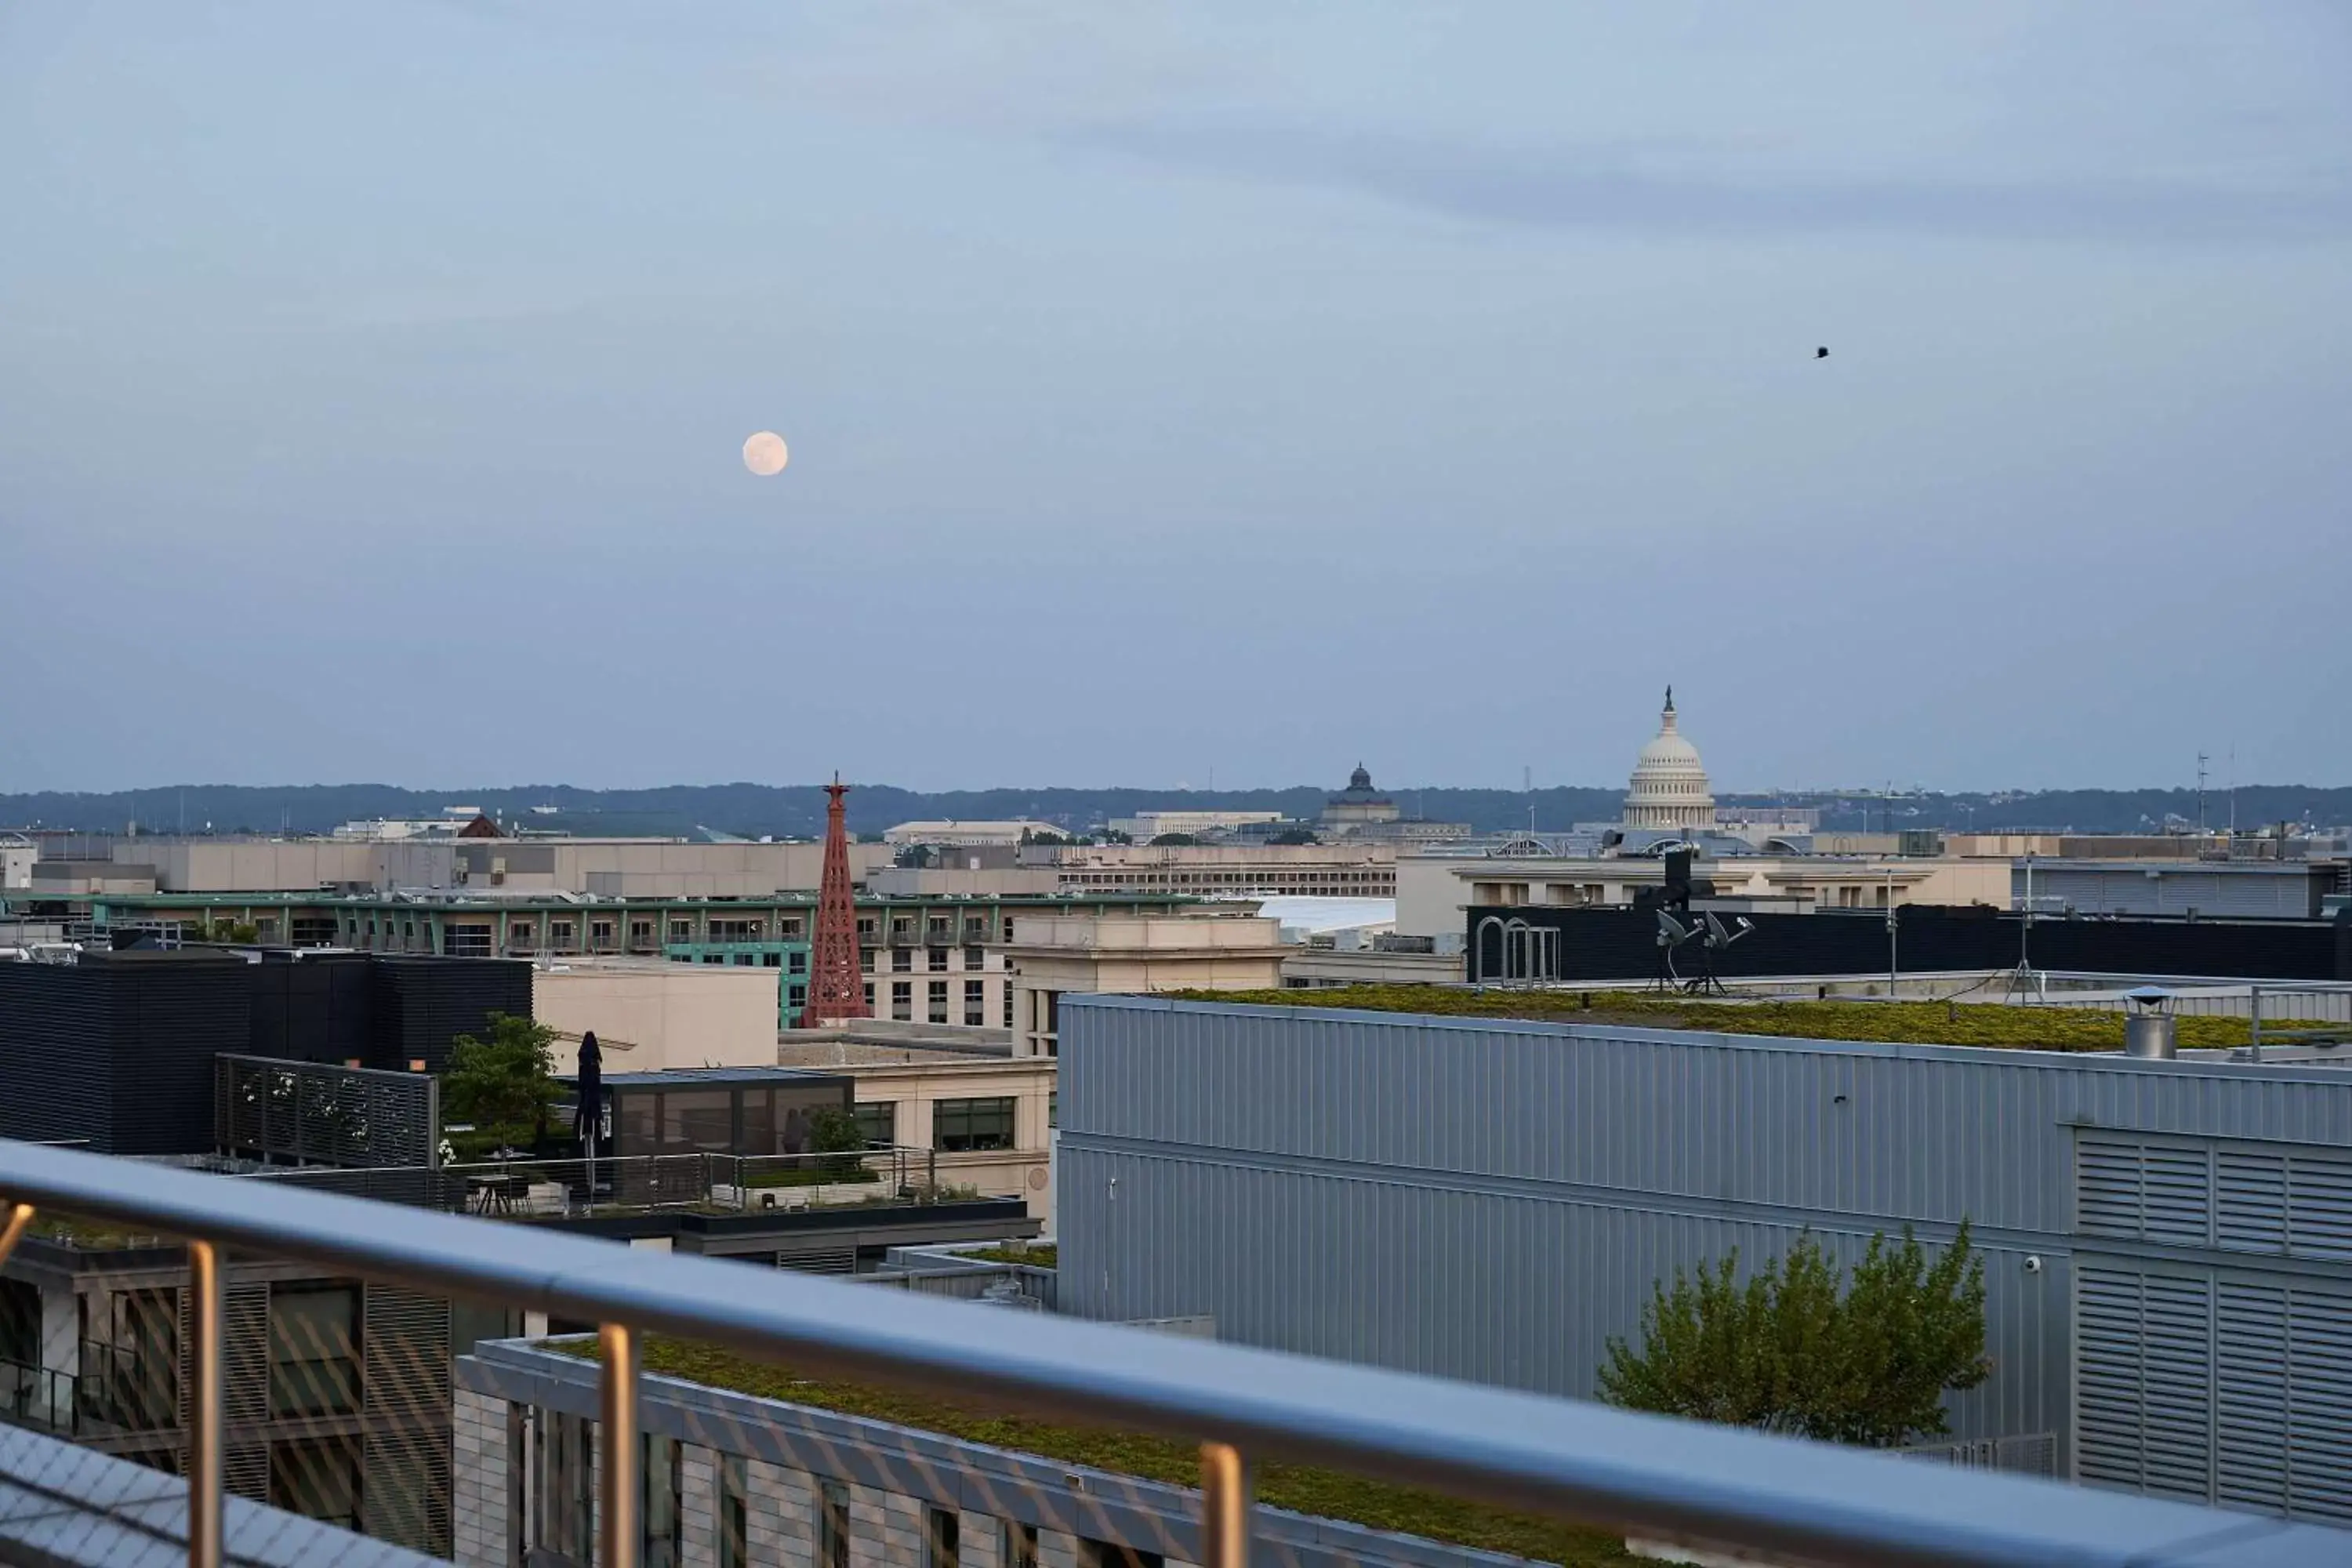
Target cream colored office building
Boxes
[1002,913,1287,1058]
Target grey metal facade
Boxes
[1057,995,2352,1523]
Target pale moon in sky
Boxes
[742,431,789,477]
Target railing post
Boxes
[601,1323,642,1568]
[1199,1441,1250,1568]
[2250,985,2263,1062]
[187,1239,223,1568]
[0,1203,35,1270]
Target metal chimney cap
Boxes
[2125,985,2173,1011]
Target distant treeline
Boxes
[4,782,2347,841]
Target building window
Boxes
[964,979,985,1026]
[1049,1091,1058,1130]
[780,916,805,938]
[644,1433,684,1568]
[863,982,875,1008]
[855,1102,897,1148]
[1002,920,1015,942]
[590,919,616,948]
[963,946,984,971]
[927,1507,960,1568]
[891,981,913,1021]
[891,917,915,941]
[819,1480,851,1568]
[270,1436,359,1530]
[856,917,877,938]
[670,919,694,943]
[935,1097,1015,1152]
[892,949,913,973]
[269,1283,358,1417]
[861,947,877,973]
[928,947,949,972]
[1084,1542,1163,1568]
[720,1456,749,1568]
[928,979,949,1023]
[788,984,808,1011]
[550,920,575,949]
[789,949,808,975]
[1003,1523,1040,1568]
[630,919,655,947]
[762,953,782,967]
[1004,987,1014,1029]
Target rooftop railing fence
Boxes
[2,1139,2348,1568]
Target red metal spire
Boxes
[798,775,869,1028]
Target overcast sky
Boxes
[3,3,2347,795]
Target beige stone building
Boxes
[529,956,781,1076]
[776,1029,1058,1223]
[1002,914,1287,1058]
[1027,840,1396,896]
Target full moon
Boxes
[742,431,789,477]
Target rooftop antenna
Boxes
[2228,744,2238,842]
[2196,753,2209,837]
[1524,766,1535,839]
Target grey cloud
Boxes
[1069,121,2352,245]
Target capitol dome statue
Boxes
[1622,687,1716,832]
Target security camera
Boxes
[2024,1255,2044,1275]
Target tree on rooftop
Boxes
[441,1011,562,1156]
[1148,832,1200,847]
[1597,1223,1988,1449]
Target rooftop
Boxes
[1168,985,2289,1052]
[548,1334,1630,1567]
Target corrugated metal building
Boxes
[1058,994,2352,1524]
[2014,859,2330,920]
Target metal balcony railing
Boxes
[238,1145,951,1217]
[3,1138,2349,1568]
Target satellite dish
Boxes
[1656,910,1693,947]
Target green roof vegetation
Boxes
[965,1242,1057,1268]
[551,1337,1626,1566]
[1170,985,2297,1054]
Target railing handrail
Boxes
[0,1138,2339,1568]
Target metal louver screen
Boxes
[2078,1135,2352,1265]
[779,1245,859,1276]
[2218,1152,2288,1253]
[2078,1262,2352,1523]
[362,1283,452,1556]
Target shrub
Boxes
[1599,1224,1988,1449]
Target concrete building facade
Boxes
[1003,916,1287,1058]
[1029,842,1396,898]
[452,1336,1543,1568]
[1057,994,2352,1526]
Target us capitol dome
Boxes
[1621,686,1717,832]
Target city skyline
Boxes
[3,4,2347,793]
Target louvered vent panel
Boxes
[2137,1274,2215,1501]
[2217,1152,2288,1255]
[2076,1141,2143,1237]
[2287,1158,2352,1262]
[2216,1281,2289,1515]
[363,1283,452,1557]
[2074,1265,2148,1491]
[2287,1290,2352,1522]
[2142,1149,2214,1248]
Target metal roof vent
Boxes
[2124,987,2176,1060]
